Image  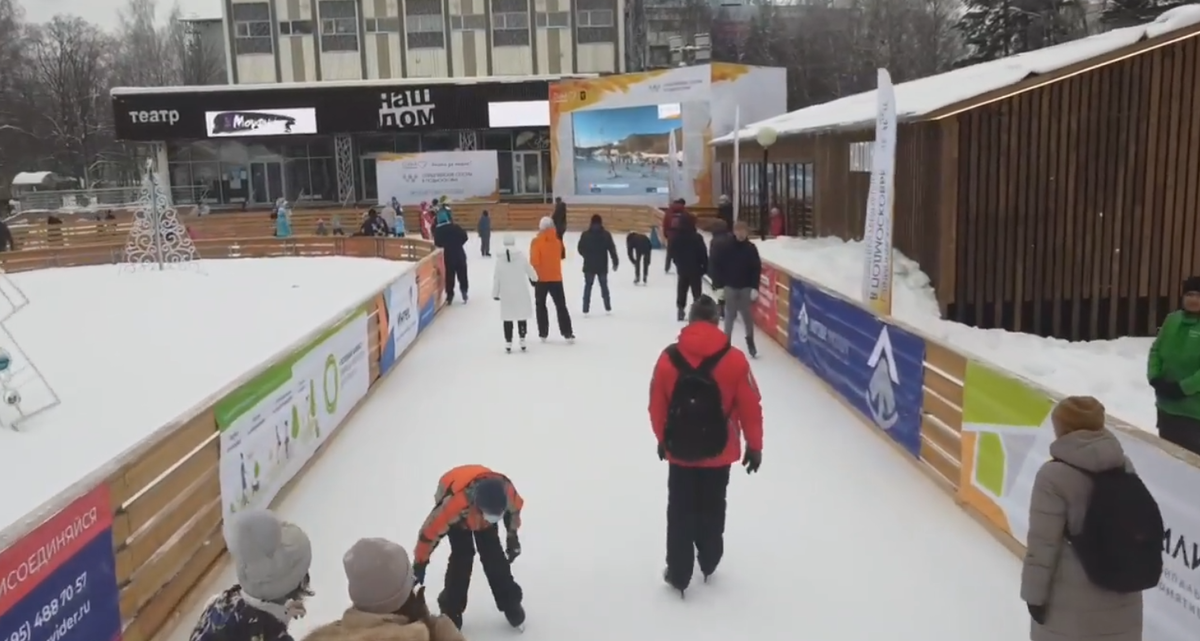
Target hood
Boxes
[675,322,730,361]
[589,214,603,227]
[1048,429,1127,472]
[534,227,557,242]
[302,608,429,641]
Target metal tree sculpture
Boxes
[122,158,201,271]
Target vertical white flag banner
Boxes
[667,132,679,200]
[732,106,741,223]
[861,68,897,316]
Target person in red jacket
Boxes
[648,294,763,595]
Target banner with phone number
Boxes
[0,485,122,641]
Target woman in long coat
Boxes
[492,234,538,352]
[1021,395,1143,641]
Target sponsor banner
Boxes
[753,264,777,338]
[0,486,121,641]
[376,151,500,205]
[417,254,445,333]
[205,108,317,138]
[379,270,419,375]
[215,311,371,520]
[860,68,896,316]
[787,277,923,456]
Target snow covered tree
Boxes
[957,0,1088,66]
[1101,0,1197,29]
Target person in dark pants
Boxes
[1148,275,1200,455]
[707,219,734,318]
[433,216,470,304]
[648,296,763,595]
[670,217,708,321]
[412,465,526,631]
[626,231,652,285]
[552,197,567,258]
[716,194,733,229]
[478,209,492,256]
[577,214,619,314]
[719,221,763,358]
[529,216,575,342]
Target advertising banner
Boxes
[376,151,499,205]
[787,278,924,456]
[215,311,370,519]
[753,264,777,338]
[379,270,420,375]
[205,108,317,138]
[417,254,445,333]
[0,486,121,641]
[860,69,897,316]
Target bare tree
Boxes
[166,5,226,85]
[114,0,179,87]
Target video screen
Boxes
[571,104,682,197]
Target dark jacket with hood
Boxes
[552,200,567,232]
[433,220,469,266]
[662,202,694,241]
[719,236,762,290]
[359,212,390,237]
[576,215,619,274]
[626,231,651,263]
[708,224,734,287]
[669,217,707,277]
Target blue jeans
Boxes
[582,272,611,313]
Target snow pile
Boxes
[757,237,1158,431]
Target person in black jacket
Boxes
[626,231,651,285]
[0,219,16,252]
[707,219,734,319]
[576,214,619,314]
[433,216,470,304]
[718,221,763,357]
[552,197,567,259]
[670,216,708,321]
[358,208,390,237]
[716,195,733,229]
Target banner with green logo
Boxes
[216,310,370,520]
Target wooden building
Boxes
[712,9,1200,341]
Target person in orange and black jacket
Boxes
[412,465,526,632]
[649,295,763,595]
[529,216,575,342]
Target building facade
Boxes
[223,0,624,83]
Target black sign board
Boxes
[112,79,551,142]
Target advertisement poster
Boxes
[204,108,318,138]
[375,151,499,205]
[417,254,445,333]
[0,486,121,641]
[215,311,370,519]
[860,68,897,316]
[788,277,924,456]
[379,270,419,375]
[753,264,778,338]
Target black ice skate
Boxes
[504,604,526,631]
[505,342,513,353]
[662,568,686,598]
[676,308,685,322]
[747,335,758,358]
[462,292,469,303]
[444,612,463,630]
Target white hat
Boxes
[228,510,312,602]
[539,216,554,231]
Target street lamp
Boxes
[755,126,778,240]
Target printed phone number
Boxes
[6,572,90,641]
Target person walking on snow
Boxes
[493,234,538,353]
[1148,275,1200,455]
[577,214,619,315]
[478,210,492,257]
[670,216,708,321]
[433,215,470,304]
[707,219,734,319]
[529,216,575,342]
[551,197,568,257]
[718,220,763,357]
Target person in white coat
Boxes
[492,234,539,353]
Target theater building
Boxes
[111,74,590,207]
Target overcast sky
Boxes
[22,0,223,31]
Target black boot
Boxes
[504,603,526,629]
[676,308,685,321]
[746,334,757,358]
[662,567,686,598]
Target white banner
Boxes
[388,270,419,361]
[732,105,740,223]
[861,68,896,316]
[216,311,371,521]
[205,108,318,137]
[376,151,500,205]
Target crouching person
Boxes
[190,510,314,641]
[303,538,464,641]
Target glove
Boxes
[1027,603,1047,625]
[749,290,759,302]
[493,296,500,301]
[657,442,666,461]
[1158,380,1186,400]
[742,449,761,474]
[413,562,427,585]
[505,533,521,563]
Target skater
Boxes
[648,295,763,596]
[708,219,734,319]
[478,210,492,256]
[274,200,292,238]
[716,194,734,229]
[358,208,390,237]
[303,538,464,641]
[551,196,568,247]
[576,214,619,314]
[626,231,651,285]
[1148,275,1200,455]
[412,465,526,632]
[719,221,763,357]
[493,234,538,353]
[189,510,313,641]
[529,216,575,342]
[670,216,708,321]
[662,199,694,274]
[434,214,469,304]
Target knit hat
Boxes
[228,510,313,602]
[538,216,554,231]
[1050,396,1106,436]
[688,294,721,324]
[343,538,415,614]
[471,478,508,517]
[1183,276,1200,295]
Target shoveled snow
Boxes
[756,237,1158,432]
[713,6,1200,143]
[0,257,412,529]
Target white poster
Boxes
[205,108,318,137]
[376,151,499,205]
[216,311,371,520]
[861,68,896,316]
[388,270,419,364]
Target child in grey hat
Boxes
[190,510,314,641]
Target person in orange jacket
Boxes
[412,465,526,631]
[529,216,575,342]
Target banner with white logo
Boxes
[375,151,500,205]
[861,68,896,316]
[205,108,318,138]
[379,270,419,375]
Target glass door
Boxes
[513,152,543,195]
[250,161,285,205]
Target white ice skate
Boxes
[505,342,513,353]
[519,337,527,351]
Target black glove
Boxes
[493,296,500,301]
[657,442,666,461]
[742,449,761,474]
[413,562,427,585]
[1027,603,1047,625]
[1158,380,1186,400]
[505,533,521,562]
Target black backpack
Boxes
[663,344,731,461]
[1052,458,1164,593]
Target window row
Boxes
[170,158,337,206]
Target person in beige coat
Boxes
[303,538,465,641]
[1020,396,1144,641]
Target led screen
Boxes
[570,105,682,197]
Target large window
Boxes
[577,9,613,26]
[365,17,402,32]
[722,161,815,237]
[493,12,530,46]
[319,0,359,52]
[279,20,314,35]
[406,0,445,49]
[167,138,336,206]
[450,14,487,30]
[232,2,273,55]
[535,11,570,28]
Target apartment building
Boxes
[224,0,625,83]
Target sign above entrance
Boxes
[205,107,318,138]
[379,88,436,130]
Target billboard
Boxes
[375,151,500,205]
[205,108,317,137]
[570,104,681,197]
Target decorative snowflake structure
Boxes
[121,158,202,272]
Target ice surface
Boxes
[0,257,412,529]
[164,236,1025,641]
[756,237,1157,431]
[713,6,1200,143]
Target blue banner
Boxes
[380,271,419,376]
[788,278,924,457]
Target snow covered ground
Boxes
[162,234,1026,641]
[0,257,412,528]
[756,236,1157,431]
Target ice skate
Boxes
[505,342,513,353]
[662,568,686,598]
[462,292,469,303]
[519,337,527,351]
[565,335,576,344]
[676,308,685,322]
[444,612,463,630]
[540,336,547,343]
[747,335,758,358]
[504,604,526,631]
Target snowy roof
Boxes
[111,73,598,96]
[712,6,1200,145]
[10,171,56,186]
